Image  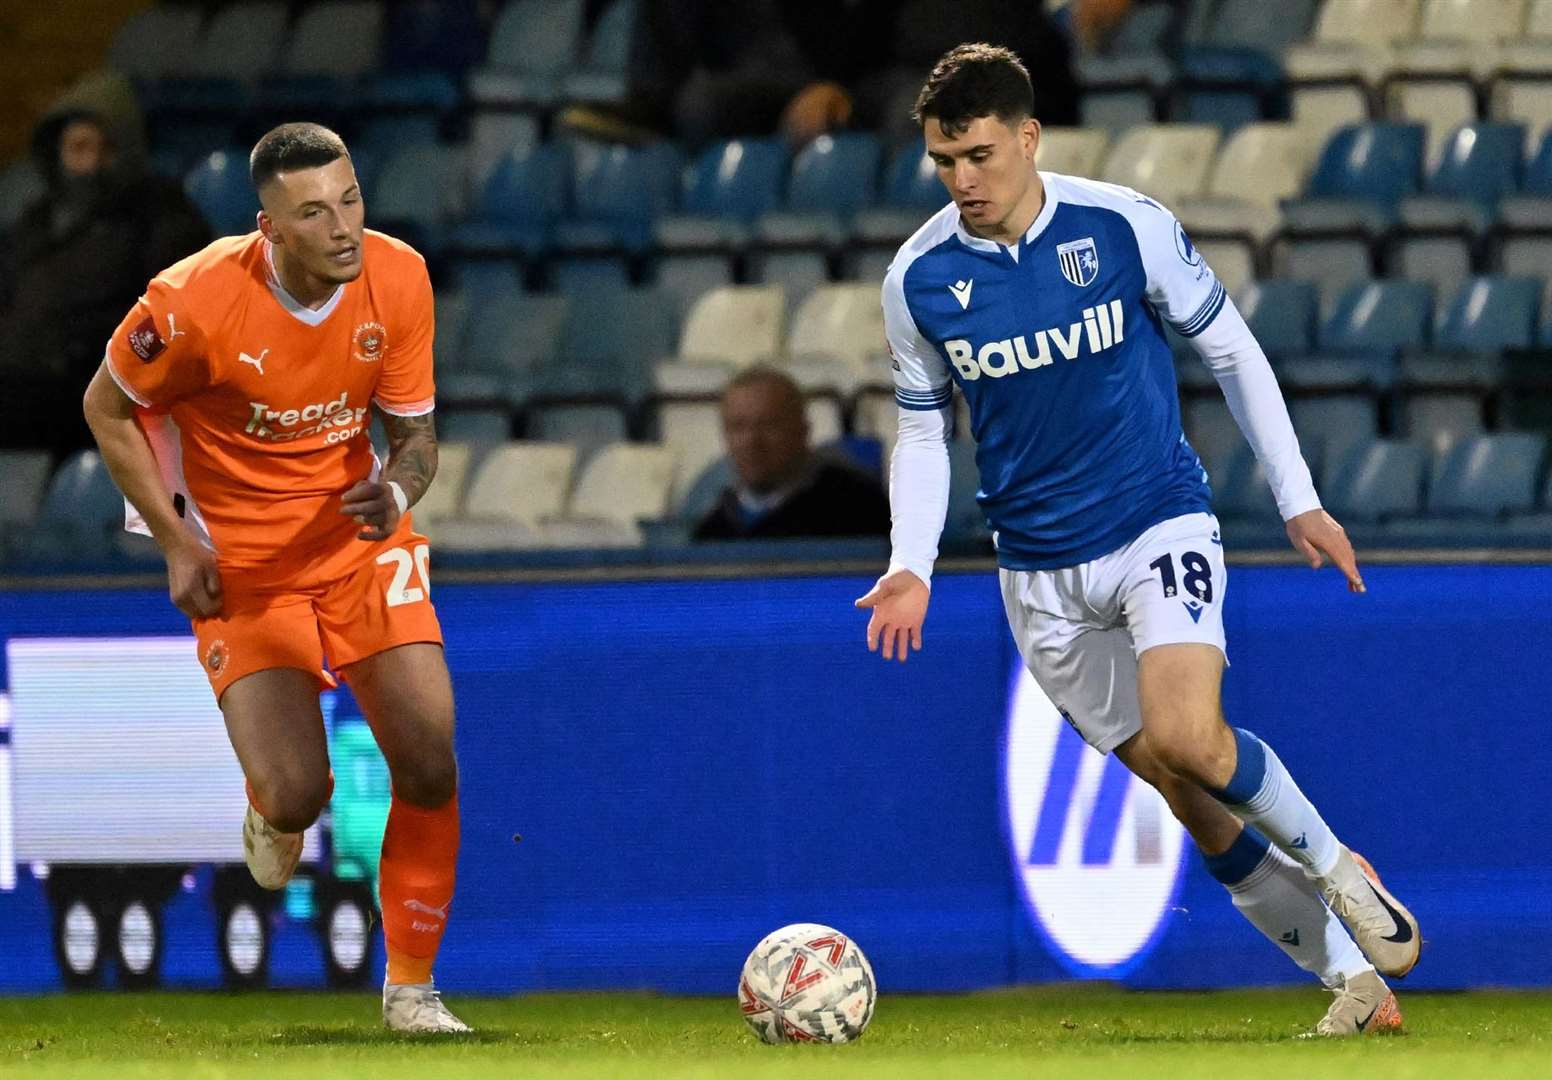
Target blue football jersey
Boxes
[883,171,1222,570]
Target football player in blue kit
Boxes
[856,43,1419,1037]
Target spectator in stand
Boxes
[695,367,891,541]
[0,71,210,458]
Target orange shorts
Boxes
[192,529,443,701]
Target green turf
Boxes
[2,987,1548,1079]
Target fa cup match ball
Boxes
[737,923,876,1044]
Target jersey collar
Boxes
[952,171,1060,263]
[263,239,346,326]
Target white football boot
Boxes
[1318,847,1421,978]
[242,804,303,890]
[383,981,472,1033]
[1310,969,1404,1037]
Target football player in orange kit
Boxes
[82,123,467,1032]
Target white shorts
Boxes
[998,512,1228,755]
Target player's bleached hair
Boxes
[249,122,349,190]
[912,43,1035,137]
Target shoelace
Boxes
[397,988,465,1030]
[1326,879,1392,939]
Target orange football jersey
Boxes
[105,229,435,588]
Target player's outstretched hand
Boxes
[166,535,223,619]
[1285,508,1366,594]
[340,479,400,542]
[855,568,930,662]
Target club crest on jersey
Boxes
[1056,237,1099,288]
[352,321,387,363]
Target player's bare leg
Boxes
[1136,644,1420,979]
[1114,728,1390,1033]
[342,642,468,1034]
[222,667,332,890]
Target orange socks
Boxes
[379,792,460,986]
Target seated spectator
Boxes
[0,71,210,458]
[694,367,891,541]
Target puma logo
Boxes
[239,349,269,375]
[402,898,449,920]
[166,313,187,340]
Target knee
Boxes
[1148,723,1237,789]
[252,770,330,833]
[390,742,458,809]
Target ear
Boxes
[256,209,277,244]
[1022,118,1042,164]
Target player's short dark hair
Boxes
[913,43,1035,137]
[249,123,349,190]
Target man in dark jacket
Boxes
[694,367,891,541]
[0,71,210,457]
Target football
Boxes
[737,923,876,1044]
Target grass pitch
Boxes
[3,987,1548,1079]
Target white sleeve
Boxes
[882,266,953,586]
[1125,191,1228,340]
[1189,295,1322,521]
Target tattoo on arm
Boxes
[380,409,438,508]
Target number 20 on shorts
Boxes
[377,544,431,606]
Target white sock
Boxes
[1211,728,1341,877]
[1205,825,1370,987]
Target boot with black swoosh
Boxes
[1310,969,1404,1036]
[1318,846,1422,978]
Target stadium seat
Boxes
[467,111,542,189]
[1304,123,1427,208]
[1321,438,1427,520]
[1422,123,1525,205]
[659,137,788,250]
[1182,396,1244,477]
[1435,276,1542,349]
[1394,364,1489,446]
[944,439,989,542]
[1237,280,1319,355]
[1199,123,1318,210]
[526,404,630,464]
[1493,198,1552,304]
[542,285,678,403]
[1413,0,1527,44]
[1489,51,1552,139]
[653,255,736,320]
[470,0,585,106]
[757,132,883,246]
[432,441,578,550]
[13,450,124,561]
[1269,232,1376,317]
[184,151,259,237]
[1319,280,1434,351]
[563,0,636,103]
[1036,128,1112,178]
[1080,88,1159,133]
[539,443,678,546]
[1187,0,1319,51]
[108,6,205,79]
[449,293,569,406]
[438,408,512,445]
[0,450,52,528]
[1099,124,1222,205]
[558,141,683,253]
[282,1,383,77]
[0,159,42,230]
[1287,394,1380,470]
[1211,444,1283,521]
[187,1,289,81]
[850,143,947,271]
[452,141,571,257]
[676,286,786,368]
[784,284,888,383]
[654,399,725,503]
[1428,432,1546,515]
[383,0,483,74]
[1525,129,1552,194]
[407,442,474,533]
[370,142,467,250]
[1283,0,1414,146]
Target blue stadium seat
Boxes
[1187,0,1317,51]
[448,293,569,406]
[9,451,126,562]
[1319,280,1433,352]
[1287,394,1377,472]
[183,151,260,237]
[1425,123,1525,206]
[1211,444,1282,521]
[678,137,787,222]
[469,0,584,106]
[1435,277,1542,351]
[451,141,571,257]
[281,1,384,78]
[1321,438,1426,521]
[383,0,482,74]
[526,403,630,464]
[439,407,512,445]
[879,144,942,211]
[447,260,525,305]
[557,142,684,253]
[563,0,636,103]
[1236,281,1318,355]
[1523,129,1552,196]
[652,254,736,319]
[370,141,466,251]
[540,286,678,403]
[781,133,882,216]
[1305,124,1427,208]
[1428,433,1546,516]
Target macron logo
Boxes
[948,279,973,310]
